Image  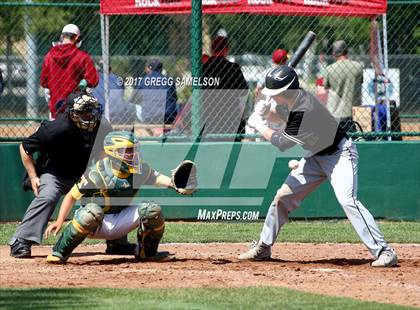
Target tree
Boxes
[0,7,24,92]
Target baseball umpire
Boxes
[240,66,398,267]
[45,131,197,264]
[9,93,113,258]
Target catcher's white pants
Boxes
[260,138,391,258]
[89,206,140,240]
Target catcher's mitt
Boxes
[171,160,198,195]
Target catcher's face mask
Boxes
[115,146,141,173]
[69,94,101,132]
[104,132,142,174]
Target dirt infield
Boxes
[1,243,419,308]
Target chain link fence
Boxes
[0,1,418,140]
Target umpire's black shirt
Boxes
[22,112,112,179]
[270,90,348,156]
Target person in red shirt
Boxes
[255,48,288,101]
[41,24,98,119]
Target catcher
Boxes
[45,131,197,264]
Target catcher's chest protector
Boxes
[79,158,155,212]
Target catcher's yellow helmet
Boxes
[104,131,141,173]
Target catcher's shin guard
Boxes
[136,202,165,260]
[51,203,104,262]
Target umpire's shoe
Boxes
[10,238,32,258]
[238,241,271,261]
[371,249,398,267]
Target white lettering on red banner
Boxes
[248,0,273,5]
[303,0,329,6]
[202,0,239,5]
[135,0,160,8]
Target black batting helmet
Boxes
[262,65,299,97]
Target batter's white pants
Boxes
[89,206,140,240]
[260,138,391,258]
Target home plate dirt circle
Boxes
[1,243,419,308]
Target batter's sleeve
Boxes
[270,111,304,151]
[270,111,311,152]
[271,108,324,152]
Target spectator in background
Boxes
[0,68,3,96]
[315,52,328,105]
[202,35,249,137]
[41,24,98,119]
[255,48,288,101]
[323,40,363,132]
[202,54,210,65]
[92,63,136,124]
[134,59,178,125]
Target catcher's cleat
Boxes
[46,254,65,264]
[238,241,271,261]
[105,241,137,255]
[371,249,398,267]
[10,239,32,259]
[136,251,172,262]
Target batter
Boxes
[240,66,398,267]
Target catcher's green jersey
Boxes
[70,157,158,213]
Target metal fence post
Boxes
[25,0,37,118]
[101,14,110,121]
[382,13,391,141]
[191,0,202,137]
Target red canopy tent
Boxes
[99,0,389,134]
[101,0,386,17]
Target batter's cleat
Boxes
[10,239,32,258]
[238,241,271,261]
[105,241,137,255]
[46,254,66,264]
[371,249,398,267]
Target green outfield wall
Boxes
[1,142,419,221]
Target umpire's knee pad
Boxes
[74,203,104,233]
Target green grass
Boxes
[1,220,419,245]
[0,287,412,310]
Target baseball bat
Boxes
[287,31,317,68]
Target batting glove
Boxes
[247,112,268,134]
[254,99,272,117]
